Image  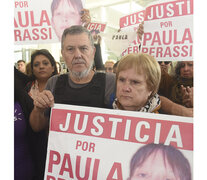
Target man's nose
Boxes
[74,48,82,58]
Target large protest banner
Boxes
[14,0,85,45]
[44,104,193,180]
[119,10,145,56]
[141,0,193,61]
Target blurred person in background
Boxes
[26,49,58,100]
[158,61,175,99]
[17,59,26,74]
[170,61,193,107]
[158,61,172,74]
[105,60,115,73]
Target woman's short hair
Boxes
[129,143,191,180]
[31,49,58,77]
[116,53,161,97]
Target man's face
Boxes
[105,62,114,73]
[51,0,82,40]
[17,62,26,73]
[61,33,95,78]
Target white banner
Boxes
[102,31,137,57]
[141,0,193,61]
[44,104,193,180]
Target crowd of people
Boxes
[14,5,193,180]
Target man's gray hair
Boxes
[61,25,94,49]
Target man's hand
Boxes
[33,90,54,110]
[30,90,54,132]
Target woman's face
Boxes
[32,55,54,81]
[179,61,193,79]
[116,68,152,111]
[130,151,179,180]
[159,61,171,73]
[52,0,82,40]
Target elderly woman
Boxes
[113,53,161,113]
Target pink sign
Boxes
[87,22,106,34]
[141,0,193,61]
[119,10,145,29]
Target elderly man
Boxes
[30,25,116,131]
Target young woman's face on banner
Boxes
[130,151,179,180]
[52,0,82,40]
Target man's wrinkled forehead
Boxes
[63,33,93,47]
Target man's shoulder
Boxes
[46,74,68,91]
[48,73,69,82]
[105,72,116,83]
[95,72,116,83]
[47,74,60,84]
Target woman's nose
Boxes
[39,63,44,68]
[122,83,131,92]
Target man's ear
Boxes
[61,49,64,61]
